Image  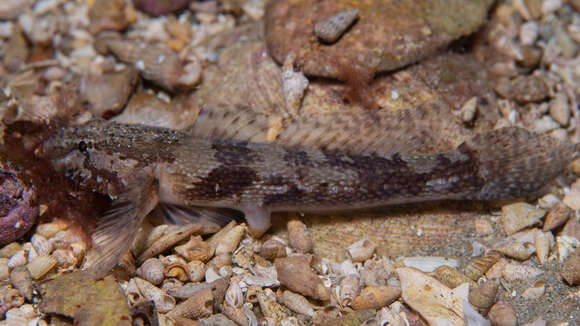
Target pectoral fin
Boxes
[84,176,159,278]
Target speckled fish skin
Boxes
[40,119,577,276]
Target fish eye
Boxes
[78,141,88,152]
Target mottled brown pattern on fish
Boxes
[34,119,578,277]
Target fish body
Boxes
[38,119,577,275]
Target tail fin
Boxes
[462,127,577,200]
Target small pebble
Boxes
[549,93,570,126]
[314,9,360,44]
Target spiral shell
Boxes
[164,262,191,282]
[463,250,502,281]
[9,266,32,300]
[136,257,165,285]
[168,288,214,319]
[30,234,52,257]
[188,260,205,282]
[432,266,475,289]
[128,277,176,313]
[339,274,361,307]
[259,236,288,260]
[469,279,499,315]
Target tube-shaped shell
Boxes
[168,288,214,319]
[275,255,329,301]
[432,266,475,288]
[215,225,245,256]
[314,9,360,44]
[279,289,315,318]
[339,274,361,307]
[287,220,312,253]
[130,277,176,313]
[351,285,401,310]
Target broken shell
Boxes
[314,9,360,44]
[351,285,401,310]
[339,274,361,307]
[130,277,176,313]
[360,257,394,287]
[522,281,545,299]
[222,303,251,326]
[161,277,183,294]
[432,265,475,288]
[275,255,329,301]
[279,289,315,318]
[257,288,290,321]
[347,238,376,263]
[26,255,57,279]
[207,254,233,270]
[561,250,580,285]
[136,258,165,285]
[0,243,22,258]
[225,280,244,308]
[188,260,205,282]
[0,258,9,280]
[464,250,502,281]
[259,236,288,259]
[543,203,572,231]
[485,258,509,279]
[215,225,245,256]
[396,267,472,325]
[469,279,499,316]
[138,224,203,264]
[168,288,214,319]
[497,241,536,260]
[30,234,52,257]
[287,219,313,253]
[245,285,261,304]
[164,262,191,282]
[488,301,517,326]
[534,231,554,264]
[175,235,215,262]
[9,266,33,300]
[501,202,546,235]
[281,54,309,116]
[7,249,27,268]
[502,262,543,281]
[377,305,408,326]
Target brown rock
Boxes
[275,255,329,301]
[265,0,494,78]
[508,75,550,103]
[561,250,580,285]
[543,203,572,231]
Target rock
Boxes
[265,0,494,78]
[133,0,192,16]
[561,250,580,285]
[508,75,550,103]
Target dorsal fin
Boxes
[187,102,466,156]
